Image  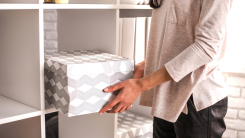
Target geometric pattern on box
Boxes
[45,69,69,114]
[135,132,153,138]
[44,50,134,77]
[45,69,133,117]
[44,50,134,117]
[117,111,153,138]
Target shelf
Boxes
[41,4,152,9]
[0,4,40,9]
[0,4,152,10]
[0,95,56,125]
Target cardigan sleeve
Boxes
[165,0,233,82]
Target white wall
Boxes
[221,0,245,72]
[220,1,245,137]
[44,9,58,53]
[222,73,245,138]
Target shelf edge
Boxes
[0,108,57,125]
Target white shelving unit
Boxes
[0,0,152,137]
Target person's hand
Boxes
[99,78,147,115]
[133,60,145,79]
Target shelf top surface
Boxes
[0,4,152,10]
[0,95,38,120]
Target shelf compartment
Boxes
[0,115,42,138]
[0,95,57,125]
[0,95,38,122]
[56,9,117,54]
[59,112,116,138]
[0,10,40,110]
[0,4,152,10]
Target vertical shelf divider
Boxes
[114,0,120,136]
[38,0,46,136]
[116,0,121,56]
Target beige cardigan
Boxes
[139,0,233,122]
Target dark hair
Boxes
[149,0,163,9]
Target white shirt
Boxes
[139,0,233,122]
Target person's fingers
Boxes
[99,96,121,114]
[119,104,128,113]
[106,102,124,113]
[103,81,126,93]
[126,104,132,110]
[133,67,144,79]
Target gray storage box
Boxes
[44,50,134,117]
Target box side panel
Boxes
[109,71,134,108]
[68,74,112,116]
[111,60,135,73]
[110,71,133,85]
[44,59,67,77]
[44,69,69,115]
[67,59,135,77]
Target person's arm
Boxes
[98,65,172,115]
[139,66,172,91]
[133,60,145,79]
[164,0,233,82]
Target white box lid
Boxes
[44,50,135,77]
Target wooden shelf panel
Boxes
[0,95,56,125]
[0,4,152,10]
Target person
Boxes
[99,0,233,137]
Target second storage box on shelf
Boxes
[44,50,134,117]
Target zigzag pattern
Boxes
[117,111,153,138]
[44,50,134,77]
[45,69,70,114]
[68,73,110,88]
[44,60,67,76]
[68,89,121,115]
[68,71,133,88]
[110,72,133,84]
[45,92,69,114]
[70,88,111,102]
[66,71,131,115]
[45,68,133,116]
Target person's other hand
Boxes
[98,78,147,114]
[133,60,145,79]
